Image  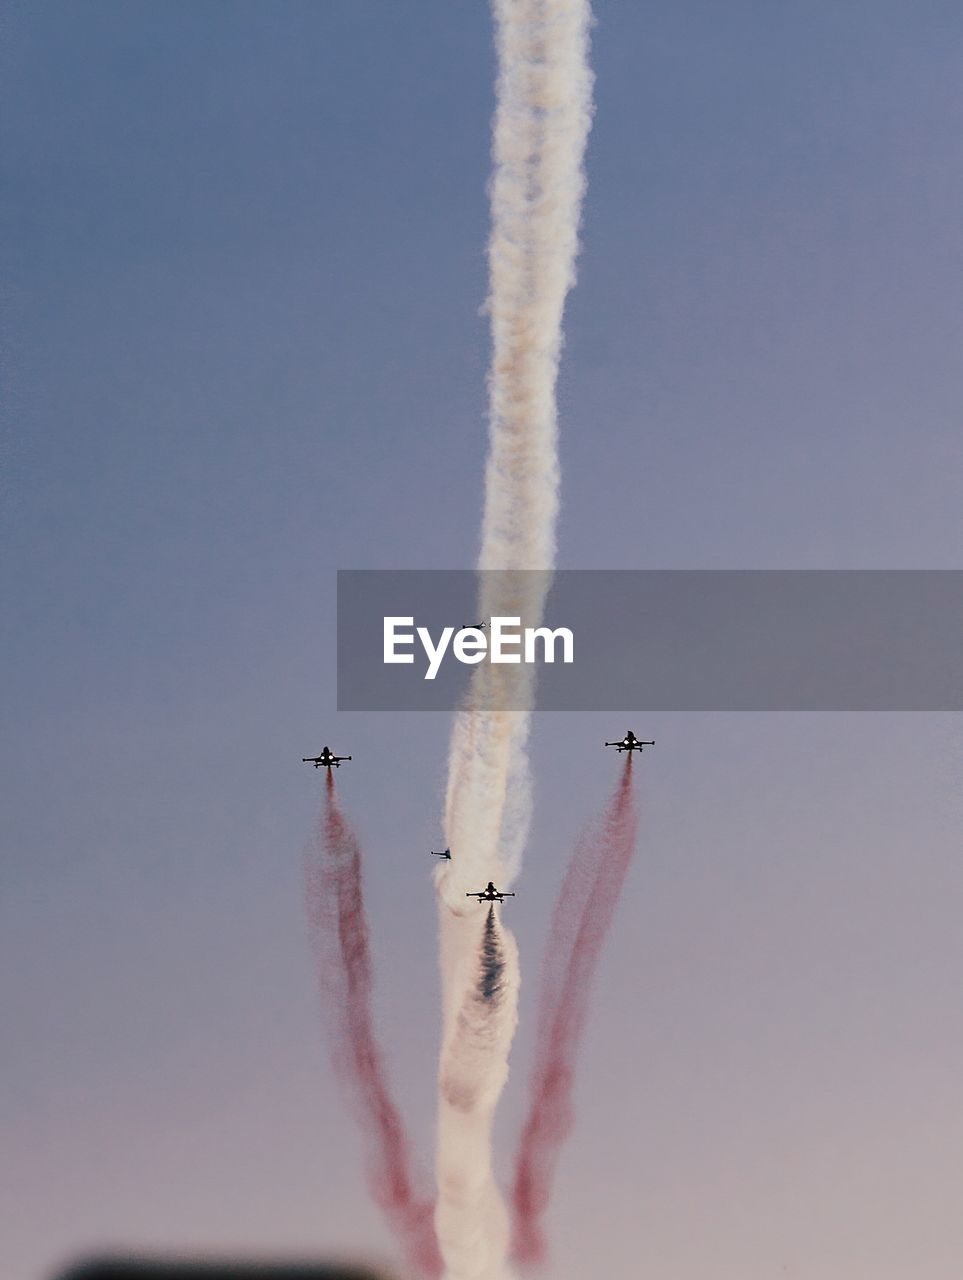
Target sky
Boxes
[2,3,962,1278]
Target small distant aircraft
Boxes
[461,620,487,631]
[302,747,352,769]
[431,848,452,860]
[467,881,515,903]
[604,730,655,753]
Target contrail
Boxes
[306,771,443,1278]
[434,2,594,1277]
[509,757,639,1267]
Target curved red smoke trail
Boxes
[305,771,442,1278]
[510,756,639,1267]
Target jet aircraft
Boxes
[604,730,655,753]
[302,747,352,769]
[466,882,515,903]
[431,848,452,860]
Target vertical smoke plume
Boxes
[510,757,639,1267]
[306,771,442,1278]
[435,906,520,1279]
[441,0,595,901]
[435,3,594,1278]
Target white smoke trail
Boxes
[434,3,594,1277]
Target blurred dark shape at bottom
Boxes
[55,1257,396,1280]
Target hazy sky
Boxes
[2,4,962,1278]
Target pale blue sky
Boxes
[2,4,961,1278]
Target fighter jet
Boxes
[460,620,488,632]
[604,730,655,753]
[302,747,352,769]
[431,848,452,860]
[466,882,515,903]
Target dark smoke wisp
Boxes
[510,757,639,1267]
[305,772,442,1278]
[478,905,506,1005]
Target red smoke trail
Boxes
[305,771,442,1278]
[510,756,639,1267]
